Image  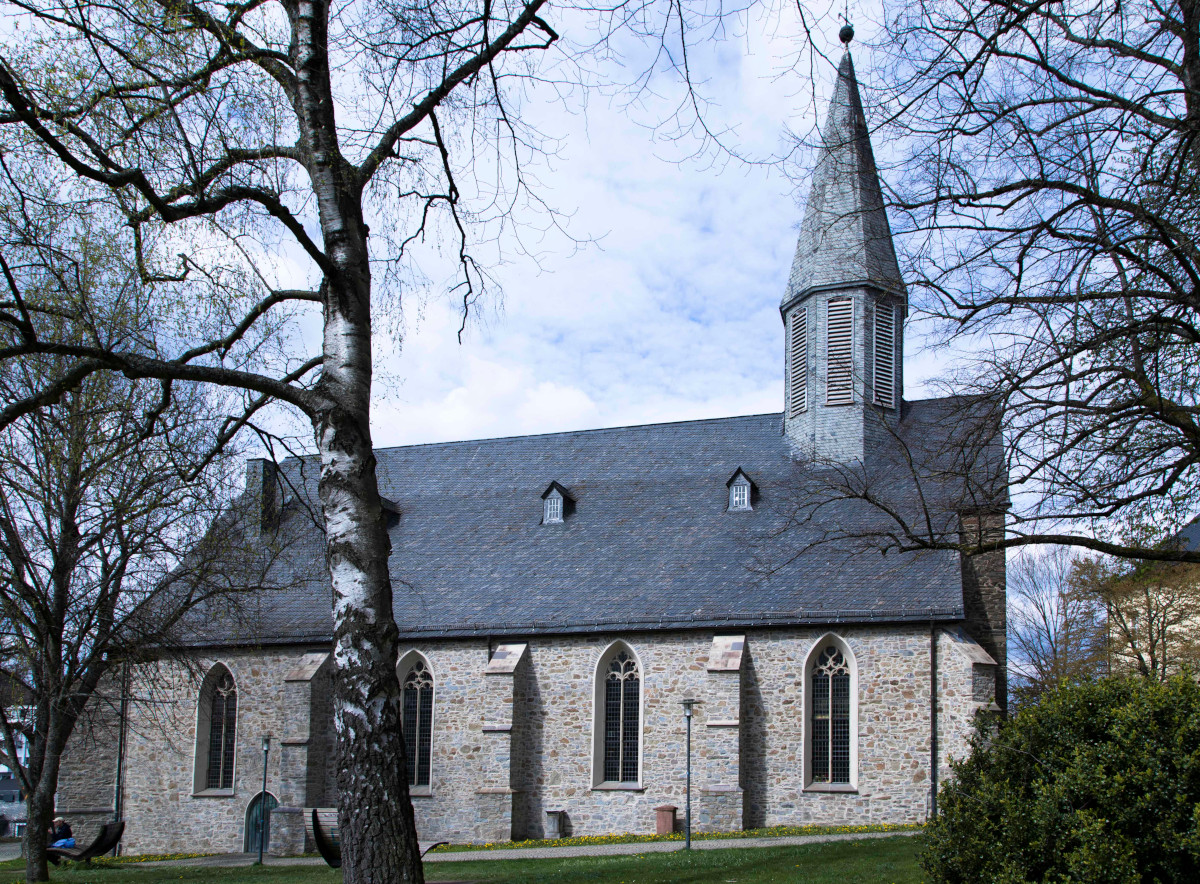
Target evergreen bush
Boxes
[921,675,1200,883]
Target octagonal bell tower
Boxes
[782,34,908,463]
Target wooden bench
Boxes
[47,820,125,865]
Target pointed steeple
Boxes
[780,42,908,464]
[782,50,905,309]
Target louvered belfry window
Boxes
[402,660,434,787]
[603,651,640,783]
[873,302,897,408]
[788,306,808,416]
[826,298,854,405]
[205,671,237,790]
[811,646,851,784]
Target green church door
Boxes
[244,793,278,854]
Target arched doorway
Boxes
[244,792,278,854]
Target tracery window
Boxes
[602,650,641,783]
[401,659,434,787]
[194,664,237,793]
[810,646,851,784]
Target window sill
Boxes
[191,788,235,798]
[592,782,644,792]
[803,782,858,794]
[409,786,432,798]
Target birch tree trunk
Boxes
[288,0,422,877]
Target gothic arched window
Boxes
[193,664,237,793]
[597,647,641,785]
[401,659,434,787]
[809,645,852,785]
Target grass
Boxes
[0,835,924,884]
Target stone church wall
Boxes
[112,648,331,856]
[56,675,122,844]
[60,623,996,854]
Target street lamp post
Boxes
[680,699,697,850]
[258,735,271,865]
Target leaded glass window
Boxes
[810,646,851,784]
[402,660,434,787]
[205,671,237,790]
[603,651,640,783]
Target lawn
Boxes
[0,835,924,884]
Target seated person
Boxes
[49,817,75,849]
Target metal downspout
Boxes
[930,622,938,819]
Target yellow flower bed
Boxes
[87,852,221,865]
[427,821,923,853]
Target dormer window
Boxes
[544,492,563,524]
[541,482,573,525]
[726,470,754,512]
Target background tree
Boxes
[0,353,267,881]
[0,0,748,878]
[1073,554,1200,680]
[1007,547,1107,708]
[797,0,1200,563]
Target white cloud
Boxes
[355,6,940,450]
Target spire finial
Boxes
[838,18,854,46]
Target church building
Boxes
[56,45,1007,855]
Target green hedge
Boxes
[921,675,1200,883]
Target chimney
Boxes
[244,458,279,532]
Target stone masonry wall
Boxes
[57,675,123,844]
[744,625,930,826]
[60,624,993,853]
[114,648,330,856]
[961,512,1008,712]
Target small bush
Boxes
[921,675,1200,883]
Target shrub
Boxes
[921,675,1200,883]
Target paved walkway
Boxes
[127,829,917,867]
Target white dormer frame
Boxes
[726,469,754,512]
[541,482,572,525]
[543,490,563,524]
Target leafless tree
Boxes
[847,0,1200,561]
[0,342,274,881]
[0,0,751,878]
[1007,547,1107,708]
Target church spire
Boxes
[782,48,905,308]
[781,39,907,463]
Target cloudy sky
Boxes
[359,3,938,450]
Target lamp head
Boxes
[262,735,271,752]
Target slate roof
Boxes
[783,50,906,307]
[184,398,993,647]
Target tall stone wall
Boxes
[961,512,1008,712]
[113,648,331,856]
[58,624,996,853]
[56,675,123,844]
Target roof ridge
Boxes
[278,411,787,465]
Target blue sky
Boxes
[362,4,939,449]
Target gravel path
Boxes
[122,829,918,867]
